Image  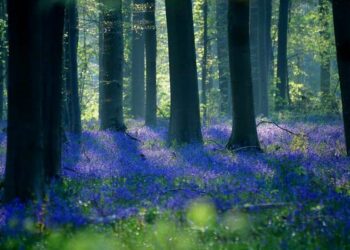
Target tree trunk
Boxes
[201,0,208,122]
[131,0,145,119]
[5,0,65,201]
[122,0,133,111]
[5,0,44,201]
[145,0,157,126]
[98,6,103,124]
[265,0,273,115]
[319,0,331,98]
[226,0,260,151]
[0,0,6,121]
[42,3,65,180]
[165,0,202,144]
[64,0,82,135]
[250,0,261,116]
[276,0,289,110]
[99,0,125,131]
[259,0,270,116]
[332,0,350,156]
[216,0,230,116]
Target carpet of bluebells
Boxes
[0,118,350,249]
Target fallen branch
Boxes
[124,132,141,142]
[230,146,262,153]
[257,120,306,137]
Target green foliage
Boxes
[290,134,308,153]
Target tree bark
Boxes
[64,0,82,135]
[5,0,65,201]
[99,0,125,131]
[201,0,208,122]
[259,0,270,116]
[332,0,350,156]
[0,0,6,121]
[276,0,289,110]
[42,3,65,180]
[216,0,230,116]
[165,0,202,144]
[250,0,262,115]
[145,0,157,126]
[319,0,331,98]
[226,0,261,151]
[131,0,145,119]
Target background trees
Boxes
[216,0,230,116]
[131,0,146,119]
[64,0,82,135]
[0,0,6,121]
[275,0,290,110]
[144,0,157,126]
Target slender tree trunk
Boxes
[0,0,6,121]
[99,0,125,131]
[332,0,350,156]
[250,0,262,115]
[145,0,157,126]
[123,0,133,111]
[251,0,270,116]
[216,0,230,116]
[201,0,208,121]
[265,0,273,116]
[319,0,331,98]
[276,0,289,110]
[98,6,103,124]
[64,0,82,135]
[226,0,260,151]
[259,0,270,116]
[165,0,202,144]
[131,0,145,119]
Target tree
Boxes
[276,0,290,110]
[226,0,260,151]
[319,0,331,98]
[201,0,209,121]
[64,0,82,135]
[99,0,125,131]
[332,0,350,156]
[131,0,145,119]
[144,0,157,126]
[250,0,271,116]
[0,0,6,121]
[165,0,202,144]
[42,2,66,180]
[216,0,230,115]
[5,0,65,201]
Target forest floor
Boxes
[0,118,349,249]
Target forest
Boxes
[0,0,349,249]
